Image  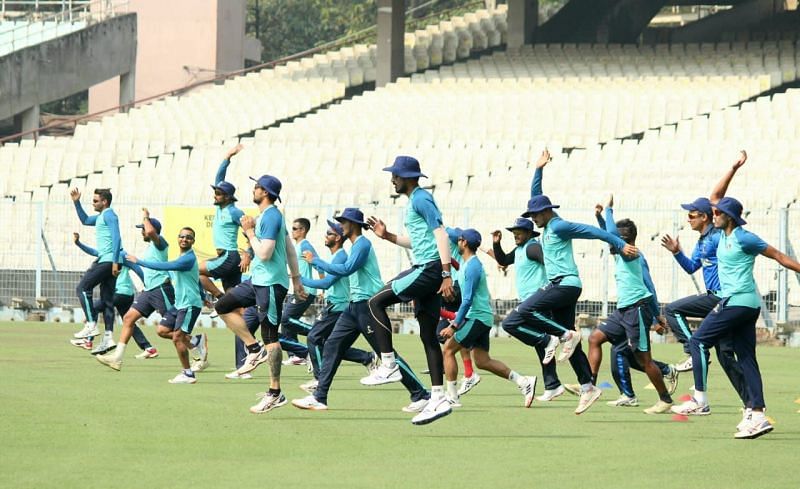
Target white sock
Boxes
[381,352,396,368]
[581,382,593,393]
[751,410,766,422]
[104,330,112,338]
[446,381,458,399]
[694,390,708,405]
[114,343,127,360]
[430,385,444,400]
[85,321,96,329]
[508,370,520,383]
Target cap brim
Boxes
[680,203,696,211]
[326,219,344,236]
[134,224,144,229]
[335,215,369,228]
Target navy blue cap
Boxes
[459,228,482,248]
[334,207,369,228]
[681,197,712,216]
[211,181,237,201]
[326,219,345,238]
[505,217,540,237]
[522,195,559,217]
[712,197,747,226]
[382,155,427,179]
[250,175,282,202]
[135,217,162,234]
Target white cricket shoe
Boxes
[457,373,481,396]
[135,347,159,359]
[670,398,711,416]
[90,336,116,356]
[664,366,680,395]
[282,355,307,366]
[673,356,693,373]
[736,408,753,432]
[96,353,121,371]
[224,370,252,380]
[401,398,429,413]
[250,392,287,414]
[168,372,197,384]
[73,322,99,339]
[606,395,639,407]
[734,415,773,439]
[557,331,582,363]
[190,333,208,362]
[190,359,209,372]
[446,395,462,408]
[643,400,673,415]
[300,379,319,394]
[536,385,566,402]
[518,376,537,408]
[360,364,401,386]
[411,397,452,425]
[292,395,328,411]
[236,345,269,375]
[575,385,603,415]
[541,334,560,365]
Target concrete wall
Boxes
[0,13,137,123]
[89,0,246,114]
[671,0,784,42]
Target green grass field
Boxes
[1,321,799,489]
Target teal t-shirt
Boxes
[455,255,494,326]
[250,206,290,288]
[142,238,170,290]
[213,204,244,251]
[613,253,653,309]
[718,227,768,309]
[515,238,547,301]
[296,239,318,295]
[405,187,443,265]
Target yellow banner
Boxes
[163,206,258,261]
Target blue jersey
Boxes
[717,227,767,309]
[73,202,121,263]
[296,239,318,295]
[599,208,655,310]
[303,248,350,312]
[673,225,722,294]
[454,255,494,327]
[250,206,289,288]
[312,235,382,302]
[405,187,443,265]
[141,238,170,290]
[515,238,547,301]
[138,250,203,309]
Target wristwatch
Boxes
[441,271,451,279]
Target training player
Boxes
[587,196,674,414]
[291,208,429,412]
[70,187,121,341]
[502,149,638,415]
[214,174,306,413]
[362,156,455,425]
[439,229,537,408]
[72,233,158,358]
[660,151,750,406]
[672,162,800,439]
[490,217,565,402]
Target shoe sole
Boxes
[735,425,774,439]
[73,331,99,339]
[557,335,581,363]
[360,374,402,386]
[168,379,198,384]
[95,356,121,371]
[524,377,537,408]
[90,344,117,356]
[670,407,711,416]
[411,407,452,425]
[236,352,269,375]
[542,336,559,365]
[250,398,288,414]
[644,405,672,414]
[191,361,210,373]
[291,400,327,411]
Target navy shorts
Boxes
[217,280,287,328]
[389,261,443,319]
[161,306,202,334]
[131,283,175,317]
[454,319,491,351]
[206,250,242,291]
[602,302,653,352]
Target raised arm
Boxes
[70,189,97,225]
[530,149,550,198]
[214,144,243,184]
[710,150,747,204]
[491,231,515,266]
[550,218,635,257]
[312,238,370,277]
[367,216,411,249]
[74,234,98,257]
[762,245,800,273]
[141,208,166,250]
[137,252,196,272]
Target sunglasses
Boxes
[326,231,338,236]
[178,234,195,240]
[92,199,101,203]
[214,191,224,196]
[292,227,302,231]
[687,212,702,219]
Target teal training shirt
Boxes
[142,238,170,290]
[515,238,547,301]
[613,254,653,309]
[405,186,443,265]
[116,267,135,296]
[303,249,350,312]
[296,239,318,295]
[311,235,382,302]
[138,250,202,309]
[446,227,463,285]
[213,204,245,251]
[250,206,290,288]
[455,255,494,326]
[718,227,768,309]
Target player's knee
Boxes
[214,294,237,315]
[588,330,605,347]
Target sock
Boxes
[189,335,201,348]
[508,371,520,383]
[246,342,261,353]
[659,392,673,404]
[381,352,396,368]
[430,385,444,400]
[114,343,127,360]
[446,380,458,399]
[104,330,112,338]
[694,390,708,405]
[268,388,281,396]
[183,369,194,377]
[581,382,593,393]
[751,409,765,421]
[462,358,474,378]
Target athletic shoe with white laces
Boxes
[250,392,287,414]
[90,336,116,356]
[737,408,753,432]
[300,379,319,394]
[135,347,159,359]
[734,415,773,439]
[673,356,693,373]
[575,386,603,415]
[224,370,252,380]
[168,372,197,384]
[606,395,639,407]
[190,333,208,362]
[236,345,269,375]
[670,398,711,416]
[536,385,566,402]
[96,352,121,371]
[411,396,452,425]
[541,334,560,365]
[360,364,401,386]
[73,322,99,339]
[664,366,680,395]
[457,373,481,396]
[643,400,673,414]
[292,395,328,411]
[401,398,429,413]
[519,376,537,408]
[282,355,307,366]
[557,331,582,363]
[190,359,209,372]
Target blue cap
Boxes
[210,181,237,201]
[712,197,747,226]
[505,217,540,237]
[459,228,482,248]
[135,217,162,234]
[681,197,712,216]
[522,195,559,216]
[382,155,427,178]
[326,219,345,238]
[334,207,369,228]
[249,175,282,202]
